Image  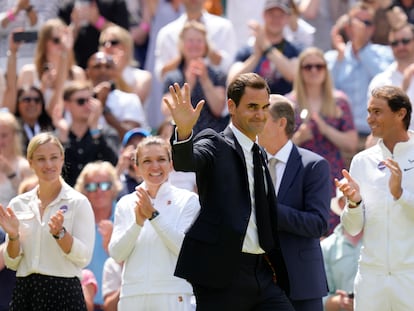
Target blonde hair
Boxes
[178,20,210,58]
[0,111,23,157]
[292,47,337,117]
[74,161,122,198]
[99,25,136,67]
[35,18,76,79]
[27,132,64,160]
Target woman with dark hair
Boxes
[15,86,54,153]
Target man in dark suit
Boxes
[258,94,331,311]
[164,73,295,310]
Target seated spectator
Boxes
[321,179,362,311]
[161,20,229,135]
[99,25,152,105]
[74,161,122,309]
[102,257,122,311]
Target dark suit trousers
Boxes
[291,298,323,311]
[192,253,295,311]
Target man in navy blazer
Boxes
[165,73,295,310]
[258,94,331,311]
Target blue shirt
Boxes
[325,42,393,134]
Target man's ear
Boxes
[228,99,236,116]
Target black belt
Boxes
[240,252,266,265]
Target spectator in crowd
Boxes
[58,0,129,69]
[18,18,85,116]
[337,85,414,311]
[99,25,152,105]
[0,132,95,310]
[161,20,228,135]
[81,269,98,311]
[53,80,118,186]
[389,0,414,24]
[102,256,122,311]
[2,30,54,154]
[116,127,150,199]
[228,0,299,95]
[0,112,33,207]
[298,0,355,51]
[325,2,393,147]
[75,161,122,310]
[109,136,201,310]
[321,179,362,311]
[142,0,184,129]
[85,51,148,143]
[287,47,358,233]
[258,94,330,311]
[369,22,414,129]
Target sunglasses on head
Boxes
[84,181,112,193]
[99,39,120,47]
[92,63,113,70]
[390,38,413,47]
[21,96,41,104]
[301,63,326,71]
[71,97,90,106]
[50,37,61,45]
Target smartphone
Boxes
[13,31,38,43]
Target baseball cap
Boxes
[330,178,346,216]
[122,128,150,147]
[263,0,291,13]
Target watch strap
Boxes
[52,227,66,240]
[149,210,159,221]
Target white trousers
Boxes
[354,267,414,311]
[118,293,194,311]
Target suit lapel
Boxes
[277,145,301,201]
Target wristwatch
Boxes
[52,227,67,240]
[149,210,160,221]
[348,199,362,208]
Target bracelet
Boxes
[94,15,106,30]
[263,45,275,56]
[140,21,150,33]
[7,172,17,179]
[7,9,16,22]
[9,234,19,241]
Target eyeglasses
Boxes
[50,37,61,45]
[99,39,120,47]
[301,63,326,72]
[390,38,413,47]
[21,96,41,104]
[70,97,90,106]
[84,181,112,193]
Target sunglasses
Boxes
[92,63,113,70]
[301,63,326,71]
[21,96,41,104]
[355,18,373,27]
[390,38,413,47]
[84,181,112,193]
[99,39,120,47]
[50,37,61,45]
[71,97,90,106]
